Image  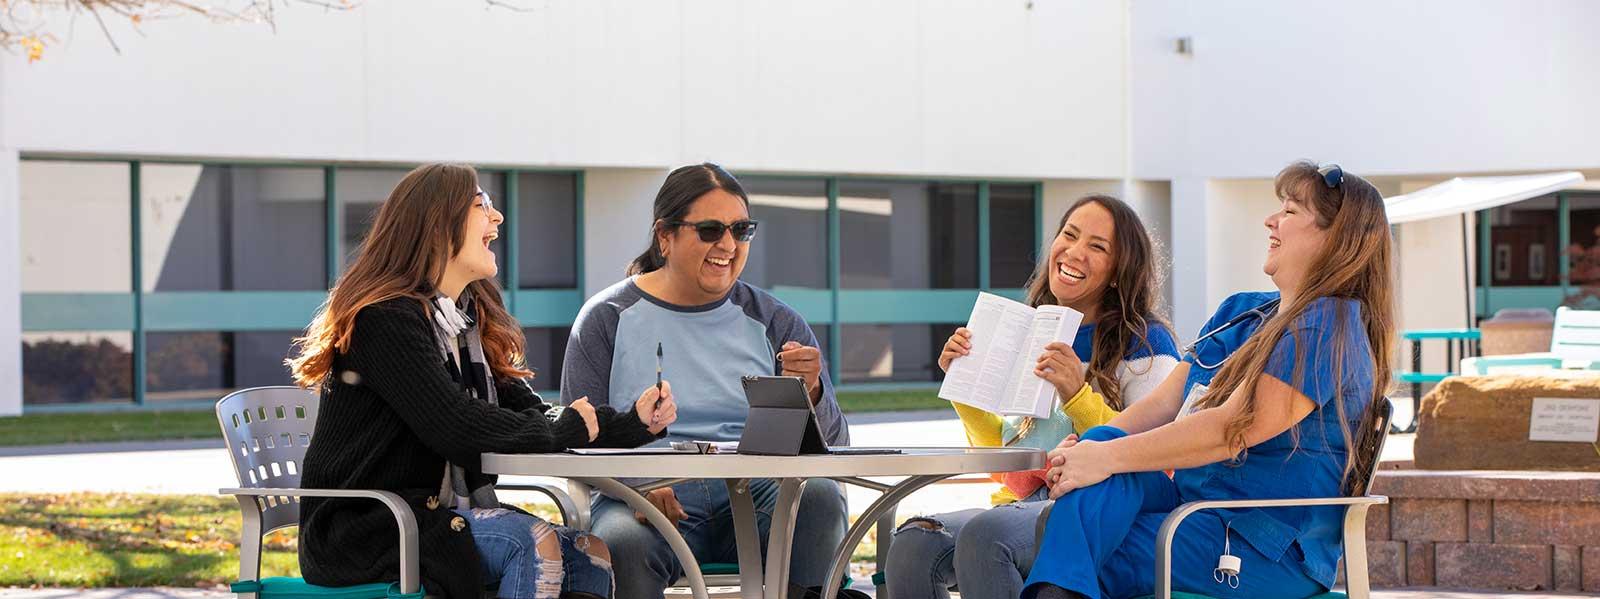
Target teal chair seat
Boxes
[699,562,740,576]
[230,577,422,599]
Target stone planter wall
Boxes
[1362,467,1600,593]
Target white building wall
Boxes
[1132,0,1600,348]
[0,148,19,417]
[5,0,1130,180]
[1130,0,1600,180]
[1169,177,1208,340]
[7,1,1600,414]
[1204,179,1278,310]
[1121,180,1174,316]
[1,46,17,415]
[583,168,668,297]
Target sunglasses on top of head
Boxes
[667,219,760,243]
[1317,164,1344,189]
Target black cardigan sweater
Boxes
[297,297,659,598]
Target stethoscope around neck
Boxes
[1181,298,1281,370]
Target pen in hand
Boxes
[652,342,663,427]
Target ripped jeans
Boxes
[455,507,614,599]
[884,488,1050,599]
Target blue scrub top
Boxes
[1173,291,1375,588]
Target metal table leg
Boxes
[578,477,709,599]
[820,474,951,599]
[725,478,767,599]
[764,478,808,599]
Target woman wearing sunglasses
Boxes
[885,195,1180,599]
[1024,161,1394,599]
[562,163,851,599]
[289,164,675,599]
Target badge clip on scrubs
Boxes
[1213,522,1241,589]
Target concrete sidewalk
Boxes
[0,410,1415,519]
[3,587,1597,598]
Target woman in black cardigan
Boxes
[287,163,675,599]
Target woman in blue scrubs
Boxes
[1024,160,1395,599]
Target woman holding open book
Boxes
[884,195,1180,599]
[1024,162,1393,599]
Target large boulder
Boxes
[1414,373,1600,471]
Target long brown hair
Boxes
[1193,160,1394,485]
[288,163,531,387]
[1011,194,1166,443]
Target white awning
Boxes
[1384,172,1587,225]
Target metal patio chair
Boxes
[216,385,576,599]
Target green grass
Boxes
[835,388,947,413]
[0,492,301,588]
[2,390,951,448]
[0,492,885,588]
[0,411,222,448]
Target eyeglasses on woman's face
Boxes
[473,189,494,214]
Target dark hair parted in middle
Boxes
[626,163,750,276]
[1022,194,1167,413]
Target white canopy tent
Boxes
[1385,172,1587,224]
[1383,172,1589,328]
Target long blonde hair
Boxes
[1010,195,1167,444]
[1193,161,1394,484]
[288,164,531,387]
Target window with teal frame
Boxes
[1476,192,1600,319]
[732,173,1041,386]
[18,158,585,412]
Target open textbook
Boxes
[937,292,1085,418]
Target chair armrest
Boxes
[565,479,595,531]
[1159,495,1388,512]
[496,482,580,527]
[1152,496,1388,599]
[220,487,420,596]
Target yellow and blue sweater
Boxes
[955,321,1179,504]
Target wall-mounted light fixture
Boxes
[1176,37,1194,55]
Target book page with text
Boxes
[938,292,1035,412]
[1003,305,1085,417]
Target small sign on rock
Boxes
[1528,397,1600,443]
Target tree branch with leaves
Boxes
[1,0,359,62]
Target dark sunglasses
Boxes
[1318,164,1344,189]
[668,219,759,243]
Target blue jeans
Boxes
[589,478,848,599]
[455,507,614,599]
[885,488,1050,599]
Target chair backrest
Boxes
[1551,307,1600,362]
[215,385,320,533]
[1344,396,1393,497]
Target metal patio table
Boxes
[482,447,1043,599]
